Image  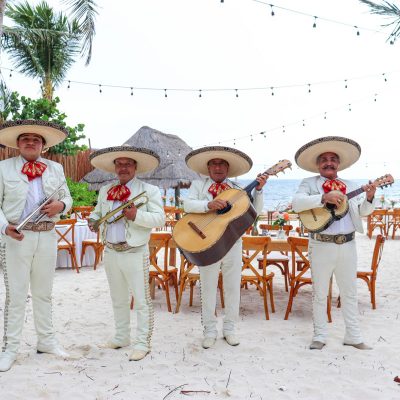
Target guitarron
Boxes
[173,160,292,266]
[298,174,394,232]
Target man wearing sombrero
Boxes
[89,145,164,361]
[184,146,268,349]
[0,120,72,372]
[292,136,376,350]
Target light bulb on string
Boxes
[382,73,387,82]
[270,5,275,16]
[302,120,305,127]
[344,79,348,89]
[99,84,102,94]
[164,89,168,98]
[308,83,311,93]
[250,135,253,142]
[313,16,317,28]
[270,86,274,96]
[348,103,352,112]
[354,26,360,36]
[9,70,12,78]
[282,125,286,133]
[374,93,377,102]
[199,89,202,98]
[235,89,239,98]
[259,131,266,139]
[324,112,327,120]
[130,87,133,96]
[67,80,70,89]
[234,139,236,146]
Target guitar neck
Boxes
[244,168,270,194]
[347,187,364,200]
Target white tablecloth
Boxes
[56,220,98,268]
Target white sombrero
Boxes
[89,145,160,174]
[185,146,253,178]
[295,136,361,173]
[0,119,68,149]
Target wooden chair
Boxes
[56,219,79,273]
[387,209,400,239]
[367,209,388,239]
[356,234,385,309]
[241,236,275,320]
[284,237,332,321]
[163,206,181,231]
[148,232,178,312]
[257,224,293,292]
[175,249,225,313]
[71,205,94,220]
[81,230,104,270]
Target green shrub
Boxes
[66,177,97,207]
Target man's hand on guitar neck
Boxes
[208,199,229,210]
[362,182,376,202]
[321,191,345,208]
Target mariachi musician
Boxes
[184,146,268,349]
[88,145,165,361]
[292,136,376,350]
[0,120,72,372]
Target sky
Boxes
[1,0,400,181]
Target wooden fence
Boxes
[0,148,94,182]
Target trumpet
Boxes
[90,191,148,232]
[16,182,66,233]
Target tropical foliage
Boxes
[66,177,97,207]
[0,89,88,155]
[359,0,400,43]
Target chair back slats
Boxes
[71,206,94,220]
[149,232,171,274]
[370,234,385,275]
[259,224,293,236]
[56,218,77,247]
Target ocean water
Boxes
[164,178,400,212]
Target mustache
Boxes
[322,165,336,170]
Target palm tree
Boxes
[2,1,82,100]
[0,0,98,64]
[359,0,400,43]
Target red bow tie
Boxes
[21,161,47,181]
[107,184,131,201]
[208,182,231,199]
[322,179,347,194]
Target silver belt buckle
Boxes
[334,234,346,244]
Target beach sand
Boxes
[0,230,399,400]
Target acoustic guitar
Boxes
[173,160,292,266]
[298,174,394,233]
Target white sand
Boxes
[1,230,399,400]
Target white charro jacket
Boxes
[184,177,264,215]
[292,176,374,234]
[90,178,165,247]
[0,155,73,233]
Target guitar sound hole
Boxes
[216,202,232,215]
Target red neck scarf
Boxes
[208,182,231,199]
[21,161,47,181]
[107,184,131,201]
[322,179,347,194]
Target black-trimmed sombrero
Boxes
[90,145,160,174]
[295,136,361,173]
[185,146,253,177]
[0,119,68,149]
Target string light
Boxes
[270,4,274,16]
[130,87,133,96]
[99,84,102,93]
[344,79,348,89]
[324,112,327,120]
[282,125,286,133]
[302,120,305,127]
[348,103,352,111]
[374,93,377,102]
[313,16,317,29]
[0,66,396,98]
[9,70,12,78]
[354,26,360,36]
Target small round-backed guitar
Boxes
[173,160,292,266]
[298,174,394,233]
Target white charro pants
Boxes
[103,246,154,352]
[309,238,362,344]
[199,240,242,338]
[1,230,58,355]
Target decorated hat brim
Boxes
[89,146,160,174]
[185,146,253,177]
[0,120,68,149]
[295,136,361,173]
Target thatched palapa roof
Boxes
[81,126,200,191]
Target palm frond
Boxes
[62,0,99,65]
[359,0,400,41]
